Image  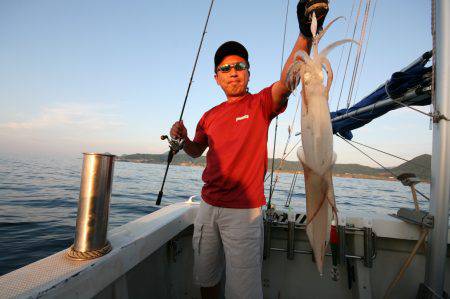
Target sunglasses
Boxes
[216,62,249,73]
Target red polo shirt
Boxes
[193,85,286,208]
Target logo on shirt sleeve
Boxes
[235,114,249,122]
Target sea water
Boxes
[0,154,430,275]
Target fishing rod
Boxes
[156,0,215,206]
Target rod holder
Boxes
[286,209,295,260]
[338,216,347,265]
[67,153,115,260]
[287,221,295,260]
[263,219,273,260]
[363,226,374,268]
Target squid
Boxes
[286,14,356,274]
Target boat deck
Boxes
[1,200,449,298]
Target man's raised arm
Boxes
[271,0,329,111]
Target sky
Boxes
[0,0,432,167]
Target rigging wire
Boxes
[284,165,301,207]
[352,0,378,104]
[268,90,300,194]
[337,134,430,201]
[331,0,357,102]
[156,0,215,205]
[431,0,436,115]
[268,0,290,207]
[336,0,364,110]
[388,95,448,120]
[346,0,371,109]
[347,139,429,170]
[338,134,401,177]
[265,135,302,182]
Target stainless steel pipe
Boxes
[287,221,295,260]
[67,153,115,260]
[425,0,450,295]
[363,226,373,268]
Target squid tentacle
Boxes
[320,39,358,58]
[316,16,345,43]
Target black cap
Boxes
[214,41,249,71]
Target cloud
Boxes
[0,102,131,155]
[0,102,124,131]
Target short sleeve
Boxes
[259,83,287,121]
[193,113,208,146]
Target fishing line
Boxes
[268,0,290,207]
[156,0,215,205]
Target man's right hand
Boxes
[170,120,188,140]
[297,0,329,38]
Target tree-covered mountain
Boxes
[118,153,431,181]
[389,154,431,180]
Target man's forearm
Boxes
[183,138,206,158]
[280,35,312,88]
[271,35,312,108]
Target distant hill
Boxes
[117,153,431,181]
[389,154,431,181]
[118,153,206,166]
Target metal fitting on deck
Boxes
[67,153,116,260]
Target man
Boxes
[170,1,328,298]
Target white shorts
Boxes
[192,200,264,299]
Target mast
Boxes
[424,0,450,296]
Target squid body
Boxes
[286,14,356,274]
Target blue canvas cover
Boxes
[330,51,432,140]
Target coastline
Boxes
[117,159,430,183]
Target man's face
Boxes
[214,55,249,97]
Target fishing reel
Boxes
[161,135,184,156]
